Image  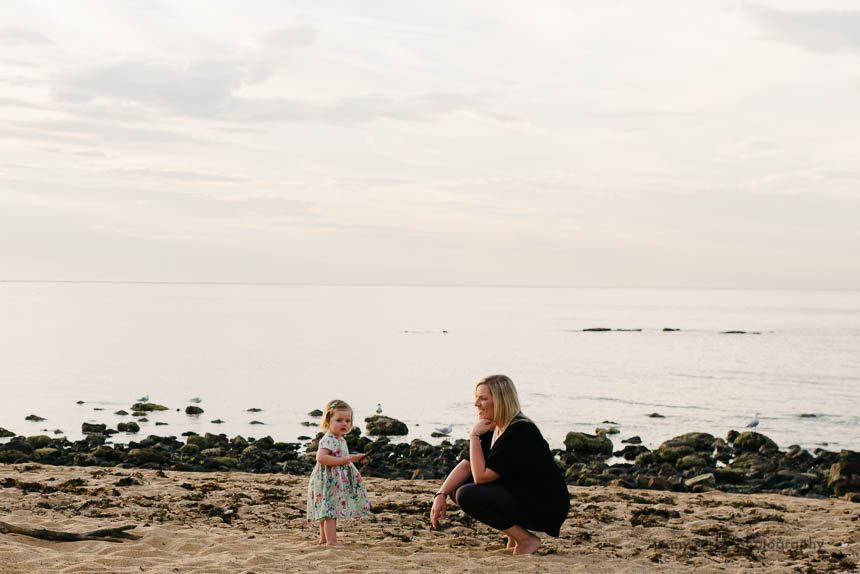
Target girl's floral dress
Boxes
[306,433,371,522]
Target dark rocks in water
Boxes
[615,328,642,332]
[622,436,642,444]
[720,330,761,335]
[138,418,149,423]
[53,429,63,435]
[798,413,817,418]
[595,427,620,436]
[114,410,129,416]
[662,328,680,332]
[300,421,315,427]
[250,420,265,425]
[732,431,779,454]
[211,419,225,424]
[117,422,140,433]
[308,409,323,417]
[647,413,665,418]
[26,435,53,449]
[132,402,169,412]
[81,423,107,434]
[25,414,46,422]
[564,432,612,457]
[669,432,717,453]
[726,429,740,443]
[676,454,708,471]
[583,327,611,332]
[297,435,311,441]
[155,422,168,426]
[0,427,15,438]
[364,415,409,436]
[185,406,204,415]
[616,445,650,461]
[602,420,619,425]
[76,400,85,405]
[247,408,262,412]
[430,432,449,438]
[132,411,147,417]
[93,408,104,411]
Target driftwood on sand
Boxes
[0,520,140,543]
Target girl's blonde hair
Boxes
[321,399,353,432]
[475,374,528,433]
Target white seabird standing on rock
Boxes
[746,413,760,428]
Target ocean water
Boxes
[1,282,858,453]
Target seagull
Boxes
[376,403,383,415]
[746,412,760,428]
[434,424,453,436]
[136,395,149,403]
[189,397,202,404]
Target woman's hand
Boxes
[471,418,495,438]
[430,494,447,529]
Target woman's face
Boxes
[474,384,495,421]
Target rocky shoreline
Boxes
[1,414,858,502]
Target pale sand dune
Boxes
[1,464,857,573]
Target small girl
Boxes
[306,399,371,546]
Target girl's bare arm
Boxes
[316,448,365,465]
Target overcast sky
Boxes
[1,1,858,288]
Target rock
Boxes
[647,476,674,491]
[211,419,225,424]
[180,443,200,457]
[0,427,15,438]
[616,445,650,461]
[564,432,613,457]
[155,422,168,426]
[621,436,642,444]
[81,423,107,434]
[712,469,745,484]
[300,421,315,427]
[635,452,656,465]
[685,473,716,489]
[308,409,323,417]
[583,327,611,332]
[676,454,707,471]
[131,402,169,412]
[729,452,777,474]
[117,422,140,433]
[247,408,262,412]
[250,420,265,425]
[732,431,779,454]
[185,406,204,415]
[364,415,409,436]
[726,429,740,443]
[32,447,59,461]
[297,435,310,441]
[25,435,52,448]
[595,427,620,435]
[647,413,665,418]
[127,448,168,465]
[669,432,716,452]
[827,452,860,496]
[654,444,694,464]
[430,432,449,438]
[76,400,85,404]
[25,414,46,422]
[114,410,129,416]
[662,328,680,332]
[799,413,817,418]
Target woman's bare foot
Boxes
[506,535,516,549]
[513,533,540,556]
[325,541,344,547]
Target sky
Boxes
[1,0,859,288]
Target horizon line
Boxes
[0,279,858,292]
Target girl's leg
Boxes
[318,521,326,544]
[323,518,342,547]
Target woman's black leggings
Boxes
[455,482,534,532]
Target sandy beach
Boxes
[0,463,857,573]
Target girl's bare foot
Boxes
[513,533,541,556]
[317,538,326,545]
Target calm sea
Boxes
[1,283,858,452]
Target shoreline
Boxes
[1,464,858,573]
[2,419,859,503]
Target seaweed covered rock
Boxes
[733,431,779,454]
[564,432,613,457]
[364,415,408,436]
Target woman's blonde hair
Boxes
[321,399,353,432]
[475,374,527,432]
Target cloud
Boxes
[110,169,246,183]
[749,6,860,53]
[0,27,53,46]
